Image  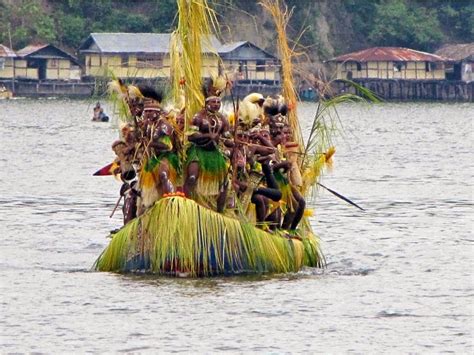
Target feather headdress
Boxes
[239,93,265,127]
[202,74,228,100]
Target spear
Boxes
[317,182,365,211]
[109,195,123,218]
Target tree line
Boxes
[0,0,472,56]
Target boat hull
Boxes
[94,196,324,276]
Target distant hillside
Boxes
[1,0,472,73]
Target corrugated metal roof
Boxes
[435,43,474,61]
[328,47,447,62]
[218,41,277,59]
[16,44,80,65]
[0,44,17,57]
[16,44,49,57]
[218,41,248,53]
[79,33,222,53]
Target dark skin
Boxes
[232,131,282,227]
[249,130,284,229]
[120,181,139,225]
[142,108,175,195]
[129,98,144,118]
[271,124,306,231]
[185,98,230,212]
[112,137,138,225]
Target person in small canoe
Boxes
[92,102,109,122]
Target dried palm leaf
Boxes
[94,196,324,275]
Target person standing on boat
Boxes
[184,95,231,212]
[231,124,282,228]
[111,123,139,224]
[270,122,306,231]
[137,95,179,212]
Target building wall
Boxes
[14,59,38,80]
[333,78,473,101]
[46,58,74,80]
[83,52,281,81]
[222,59,279,81]
[0,57,15,79]
[336,61,445,80]
[13,58,79,80]
[84,53,221,79]
[85,53,173,78]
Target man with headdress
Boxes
[231,123,282,228]
[137,87,180,212]
[270,121,306,231]
[110,122,139,224]
[184,77,231,212]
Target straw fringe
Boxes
[260,0,303,150]
[94,196,324,276]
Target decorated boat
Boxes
[93,0,364,277]
[94,194,324,276]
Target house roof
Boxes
[0,44,16,57]
[218,41,277,59]
[16,44,79,65]
[79,33,222,54]
[16,44,50,57]
[218,41,248,53]
[327,47,447,63]
[435,43,474,61]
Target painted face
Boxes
[206,98,221,112]
[249,130,260,144]
[281,125,292,143]
[236,131,249,143]
[270,125,282,139]
[143,109,160,122]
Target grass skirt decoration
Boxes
[94,196,325,276]
[186,144,228,197]
[139,152,181,209]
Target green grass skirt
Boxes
[186,144,228,197]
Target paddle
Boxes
[317,182,365,211]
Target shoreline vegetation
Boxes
[1,1,471,61]
[1,1,472,101]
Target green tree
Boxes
[57,13,86,48]
[149,0,178,32]
[34,16,57,42]
[369,0,443,51]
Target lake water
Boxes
[0,99,472,353]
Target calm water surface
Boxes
[0,99,472,353]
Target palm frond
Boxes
[298,79,379,193]
[176,0,219,126]
[260,0,304,150]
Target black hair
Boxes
[138,85,163,103]
[264,105,279,116]
[278,103,288,116]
